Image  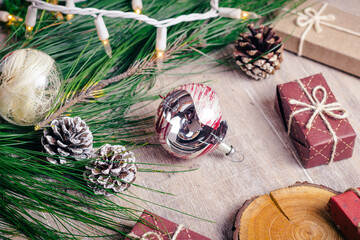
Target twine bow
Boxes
[127,224,183,240]
[287,79,348,164]
[296,3,334,56]
[127,231,162,240]
[293,3,360,56]
[296,4,335,33]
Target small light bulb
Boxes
[55,12,64,21]
[49,0,63,21]
[5,14,22,24]
[6,14,13,25]
[25,26,34,38]
[66,14,74,22]
[240,11,249,20]
[157,50,164,59]
[24,6,37,37]
[65,0,76,22]
[218,7,261,20]
[240,11,261,20]
[155,27,167,60]
[94,15,112,58]
[132,0,143,15]
[13,16,22,22]
[102,39,112,58]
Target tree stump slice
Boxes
[233,182,344,240]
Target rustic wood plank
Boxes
[121,1,360,237]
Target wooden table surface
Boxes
[118,1,360,239]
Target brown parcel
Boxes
[273,0,360,77]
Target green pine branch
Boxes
[0,0,302,239]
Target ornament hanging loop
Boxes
[217,142,245,162]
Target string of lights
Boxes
[8,0,260,58]
[0,11,23,24]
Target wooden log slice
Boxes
[233,182,344,240]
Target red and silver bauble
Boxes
[155,83,234,159]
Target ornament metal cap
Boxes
[218,142,235,156]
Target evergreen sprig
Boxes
[0,0,300,238]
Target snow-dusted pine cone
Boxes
[41,117,93,164]
[84,144,137,196]
[234,24,283,80]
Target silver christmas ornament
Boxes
[155,83,235,159]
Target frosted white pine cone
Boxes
[41,116,93,164]
[84,144,137,196]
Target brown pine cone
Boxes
[84,144,137,196]
[41,117,93,164]
[234,24,283,80]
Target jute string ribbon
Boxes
[292,3,360,56]
[127,224,183,240]
[287,79,348,164]
[345,188,360,230]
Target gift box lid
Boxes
[276,73,356,149]
[273,0,360,76]
[125,210,211,240]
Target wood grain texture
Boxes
[121,1,360,239]
[233,182,343,240]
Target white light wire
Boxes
[25,0,259,57]
[26,0,222,28]
[57,0,87,2]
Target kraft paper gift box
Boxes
[273,0,360,77]
[275,73,356,168]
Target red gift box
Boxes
[275,73,356,168]
[125,210,211,240]
[329,188,360,240]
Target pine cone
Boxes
[234,24,283,80]
[41,117,93,164]
[84,144,137,196]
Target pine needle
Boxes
[0,0,301,238]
